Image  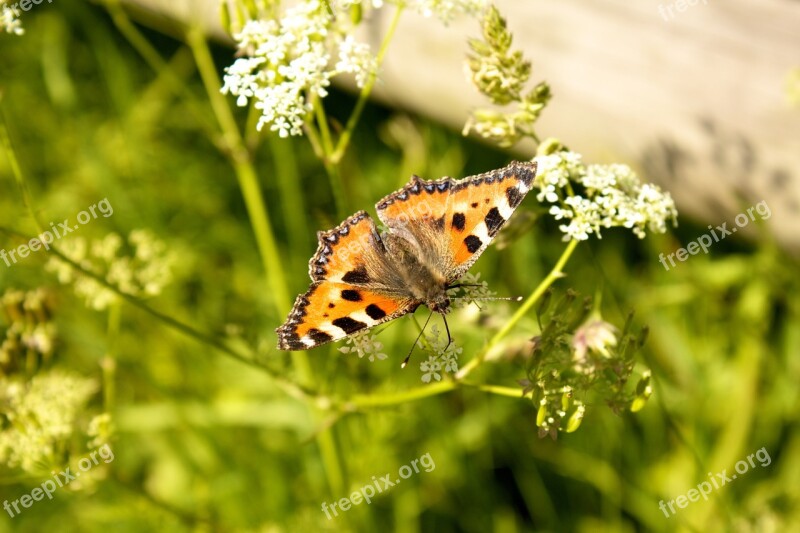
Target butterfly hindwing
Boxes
[279,210,416,350]
[276,281,415,350]
[308,210,381,284]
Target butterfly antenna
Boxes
[450,296,524,302]
[402,310,434,369]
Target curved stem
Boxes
[456,239,580,379]
[103,302,121,413]
[187,25,290,318]
[489,239,580,347]
[346,380,456,408]
[329,4,404,164]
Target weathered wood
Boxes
[121,0,800,250]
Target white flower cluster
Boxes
[409,0,486,23]
[221,0,377,137]
[46,230,175,311]
[221,0,487,136]
[419,324,461,382]
[1,1,23,36]
[534,151,678,241]
[338,330,388,362]
[0,372,97,472]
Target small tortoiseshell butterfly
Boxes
[276,161,537,350]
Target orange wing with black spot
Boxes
[276,280,415,350]
[442,161,537,278]
[376,161,537,282]
[277,211,416,350]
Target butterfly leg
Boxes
[401,310,435,369]
[442,313,453,350]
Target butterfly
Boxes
[276,161,537,351]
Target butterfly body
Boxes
[276,161,537,351]
[379,231,451,313]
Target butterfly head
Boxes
[426,291,451,315]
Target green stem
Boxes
[0,225,314,403]
[268,135,309,262]
[344,381,524,410]
[99,0,218,140]
[103,302,121,413]
[186,26,290,316]
[0,119,44,233]
[329,4,404,164]
[489,239,580,347]
[308,5,405,220]
[466,383,526,398]
[346,380,456,408]
[186,26,341,497]
[456,239,580,378]
[312,96,348,219]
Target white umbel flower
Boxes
[533,150,678,241]
[221,0,378,137]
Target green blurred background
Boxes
[1,2,799,532]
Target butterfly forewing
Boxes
[276,281,414,350]
[441,161,537,280]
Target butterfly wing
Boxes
[376,161,537,283]
[277,211,417,350]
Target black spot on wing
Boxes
[342,267,370,284]
[307,328,332,344]
[341,289,362,302]
[464,235,482,253]
[332,317,366,334]
[471,202,479,208]
[452,212,466,232]
[506,186,522,208]
[328,303,335,309]
[434,216,445,231]
[365,304,387,320]
[485,207,505,236]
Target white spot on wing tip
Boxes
[497,197,514,219]
[473,222,490,242]
[300,337,315,347]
